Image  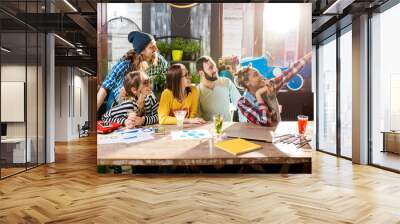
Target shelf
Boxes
[170,60,197,63]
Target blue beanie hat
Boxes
[128,31,154,54]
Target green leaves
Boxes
[156,41,170,59]
[171,37,186,51]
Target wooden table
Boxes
[97,122,312,173]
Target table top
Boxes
[97,122,313,166]
[1,138,28,143]
[381,130,400,134]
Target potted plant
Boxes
[156,41,170,61]
[182,39,191,61]
[189,40,200,61]
[191,72,201,85]
[183,40,201,61]
[171,37,185,62]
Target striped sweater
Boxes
[101,93,159,126]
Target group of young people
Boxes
[97,31,312,129]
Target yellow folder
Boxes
[215,138,262,156]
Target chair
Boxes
[78,121,90,138]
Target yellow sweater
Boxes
[158,86,199,124]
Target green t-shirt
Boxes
[197,77,245,122]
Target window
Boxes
[340,28,352,158]
[106,4,142,70]
[0,1,46,179]
[222,3,311,62]
[263,4,302,66]
[222,3,244,58]
[317,37,337,154]
[371,3,400,171]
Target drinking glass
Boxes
[213,114,224,137]
[174,110,187,129]
[297,115,308,138]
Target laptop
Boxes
[223,122,275,143]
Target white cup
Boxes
[174,110,187,129]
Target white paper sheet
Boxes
[171,130,212,140]
[97,127,154,144]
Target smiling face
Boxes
[196,56,218,82]
[166,63,192,99]
[141,40,158,60]
[247,68,267,89]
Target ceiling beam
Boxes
[55,55,96,71]
[67,13,97,40]
[322,0,356,14]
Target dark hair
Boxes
[235,66,251,90]
[196,56,212,72]
[166,63,191,99]
[235,66,273,94]
[124,71,143,97]
[121,49,147,71]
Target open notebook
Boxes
[215,138,262,156]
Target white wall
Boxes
[54,67,89,141]
[54,67,68,141]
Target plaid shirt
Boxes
[238,91,273,126]
[101,53,168,110]
[238,57,308,126]
[102,59,132,108]
[147,52,169,80]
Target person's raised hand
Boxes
[127,111,137,120]
[256,86,272,97]
[303,51,312,63]
[140,87,152,97]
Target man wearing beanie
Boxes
[97,31,168,115]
